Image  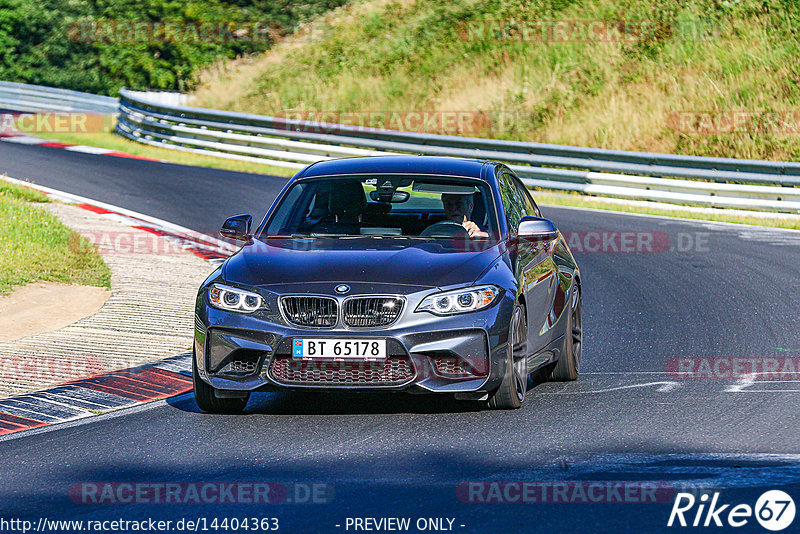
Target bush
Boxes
[0,0,348,94]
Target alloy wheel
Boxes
[571,287,582,374]
[510,306,528,403]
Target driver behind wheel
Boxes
[441,193,489,238]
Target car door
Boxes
[497,170,559,359]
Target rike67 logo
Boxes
[668,490,795,531]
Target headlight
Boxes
[416,285,501,315]
[208,284,267,313]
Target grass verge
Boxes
[0,181,111,295]
[534,190,800,230]
[34,130,297,178]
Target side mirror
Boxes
[517,216,558,243]
[220,214,253,241]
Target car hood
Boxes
[223,237,504,290]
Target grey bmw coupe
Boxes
[193,156,581,412]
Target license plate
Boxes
[293,339,387,360]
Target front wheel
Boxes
[550,285,581,381]
[193,353,250,414]
[488,305,528,409]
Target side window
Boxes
[498,173,526,235]
[512,176,540,217]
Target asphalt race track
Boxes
[2,142,800,533]
[0,141,287,237]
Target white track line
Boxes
[543,202,800,233]
[0,392,195,443]
[1,135,46,145]
[63,145,114,155]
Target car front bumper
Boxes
[194,289,515,395]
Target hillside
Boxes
[0,0,347,95]
[189,0,800,161]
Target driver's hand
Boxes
[462,220,488,238]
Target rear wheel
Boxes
[488,305,528,409]
[550,285,581,381]
[193,352,250,414]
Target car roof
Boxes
[296,155,496,181]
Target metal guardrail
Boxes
[117,88,800,213]
[3,81,799,213]
[0,81,118,114]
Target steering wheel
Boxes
[419,220,470,238]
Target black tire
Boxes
[550,285,581,381]
[192,353,250,414]
[488,305,528,409]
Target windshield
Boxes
[261,175,498,240]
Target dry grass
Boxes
[192,0,412,111]
[188,0,800,161]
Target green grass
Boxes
[0,181,111,295]
[34,130,297,178]
[534,190,800,230]
[0,181,49,203]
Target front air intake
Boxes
[280,296,338,327]
[343,297,404,327]
[269,355,414,386]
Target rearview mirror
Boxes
[369,190,410,203]
[517,216,558,243]
[220,214,253,241]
